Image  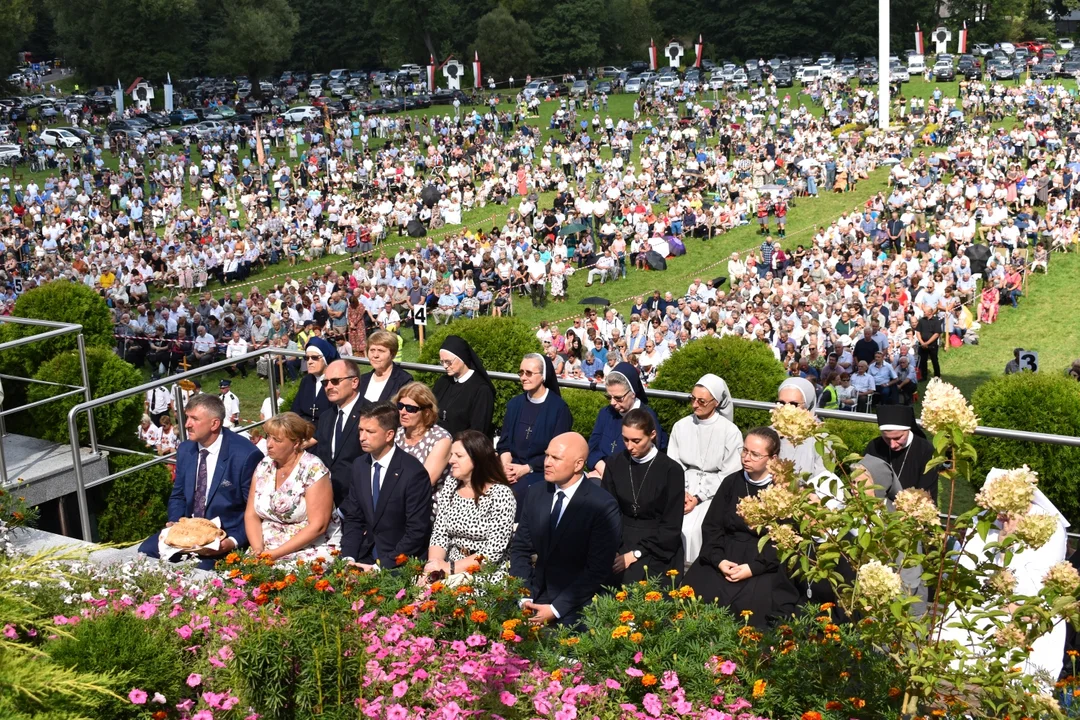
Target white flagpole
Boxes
[878,0,890,130]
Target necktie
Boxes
[334,408,345,455]
[549,490,565,538]
[370,462,381,561]
[192,448,210,518]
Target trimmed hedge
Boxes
[563,387,609,437]
[415,317,542,430]
[822,418,881,458]
[649,336,788,432]
[971,372,1080,528]
[96,454,172,544]
[0,280,114,377]
[25,347,144,446]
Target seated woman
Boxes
[244,412,337,562]
[978,284,999,324]
[393,381,452,494]
[685,426,800,628]
[424,430,517,583]
[601,409,685,586]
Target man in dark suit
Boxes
[338,402,432,568]
[313,359,365,506]
[510,432,621,627]
[137,394,264,570]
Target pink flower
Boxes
[718,660,737,676]
[662,670,680,690]
[725,697,751,712]
[500,690,518,707]
[465,633,487,647]
[128,688,148,705]
[221,695,239,710]
[643,693,662,718]
[3,624,16,639]
[176,699,195,712]
[152,693,166,704]
[386,704,408,720]
[134,603,158,620]
[395,588,407,600]
[625,667,644,677]
[533,698,552,715]
[186,672,202,687]
[555,706,578,720]
[176,624,193,640]
[392,680,409,698]
[633,651,643,663]
[673,697,693,715]
[193,711,214,720]
[244,715,261,720]
[605,678,622,690]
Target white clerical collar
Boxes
[631,398,642,410]
[744,471,773,487]
[456,368,475,384]
[694,412,719,426]
[631,446,659,464]
[527,388,549,404]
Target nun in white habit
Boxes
[667,374,744,565]
[776,377,827,478]
[939,469,1070,685]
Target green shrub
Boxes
[416,317,541,429]
[649,336,787,432]
[96,454,172,543]
[25,347,143,446]
[822,418,881,458]
[562,387,609,436]
[971,372,1080,527]
[47,612,187,720]
[0,280,114,377]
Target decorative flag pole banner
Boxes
[164,72,174,112]
[694,35,704,68]
[915,24,924,56]
[473,51,482,89]
[649,39,658,71]
[426,55,436,92]
[115,79,124,114]
[958,21,968,54]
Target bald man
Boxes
[510,432,621,627]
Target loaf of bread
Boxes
[165,517,225,548]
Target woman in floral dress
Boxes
[347,295,367,358]
[245,412,338,562]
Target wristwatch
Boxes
[633,550,642,559]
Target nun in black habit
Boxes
[289,336,339,426]
[863,404,939,502]
[497,353,573,508]
[432,335,496,437]
[587,362,667,474]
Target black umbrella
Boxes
[406,218,426,237]
[578,296,611,306]
[965,243,991,276]
[420,185,441,207]
[644,251,667,271]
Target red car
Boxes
[1017,40,1045,55]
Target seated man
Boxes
[510,432,621,627]
[338,402,432,567]
[137,394,263,570]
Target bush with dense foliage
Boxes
[95,454,172,544]
[649,336,788,432]
[562,386,609,436]
[25,347,143,446]
[416,316,542,430]
[0,280,114,377]
[971,371,1080,528]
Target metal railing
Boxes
[0,317,97,484]
[65,346,1080,541]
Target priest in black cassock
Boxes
[432,335,496,437]
[601,409,685,586]
[863,404,939,502]
[498,353,573,508]
[587,362,667,478]
[290,337,338,426]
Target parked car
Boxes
[971,43,994,57]
[0,144,21,165]
[655,74,680,90]
[570,80,589,96]
[934,62,956,81]
[1059,38,1075,52]
[624,76,643,93]
[56,126,94,143]
[281,105,320,123]
[908,55,926,74]
[193,120,225,138]
[40,128,82,147]
[1031,61,1056,79]
[773,66,793,87]
[595,80,613,94]
[1059,60,1080,77]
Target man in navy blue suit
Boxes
[137,394,263,570]
[510,432,621,627]
[338,402,432,568]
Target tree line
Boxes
[7,0,1077,87]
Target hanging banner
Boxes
[473,51,482,89]
[649,39,658,71]
[914,24,924,56]
[694,35,703,68]
[164,72,174,112]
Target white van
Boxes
[907,54,926,74]
[801,66,822,83]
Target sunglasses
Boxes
[397,401,428,414]
[325,376,356,386]
[305,354,324,361]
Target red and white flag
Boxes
[958,21,968,54]
[473,51,482,89]
[649,39,658,71]
[694,35,703,68]
[915,24,924,55]
[426,55,436,91]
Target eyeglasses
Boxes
[607,390,631,403]
[741,448,770,460]
[518,369,541,378]
[397,401,427,414]
[305,354,324,361]
[690,396,715,406]
[439,359,457,368]
[325,376,357,386]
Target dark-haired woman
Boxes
[601,409,685,586]
[685,426,800,627]
[424,430,516,582]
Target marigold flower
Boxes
[502,618,522,630]
[399,604,415,615]
[419,601,437,612]
[551,669,563,681]
[740,609,754,618]
[1015,512,1058,549]
[469,609,488,623]
[314,579,330,592]
[641,673,657,687]
[644,591,661,602]
[225,552,240,565]
[630,632,644,643]
[770,403,821,445]
[855,559,903,609]
[611,625,631,639]
[616,591,629,601]
[429,581,446,593]
[678,585,695,599]
[395,553,409,566]
[619,611,635,623]
[975,466,1038,516]
[888,687,901,698]
[752,679,767,698]
[920,377,978,435]
[673,611,685,620]
[849,697,866,709]
[452,608,465,619]
[643,620,655,629]
[666,569,679,577]
[825,700,843,710]
[801,712,822,720]
[502,629,517,641]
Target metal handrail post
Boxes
[266,350,278,419]
[67,404,91,539]
[76,334,98,453]
[172,383,188,444]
